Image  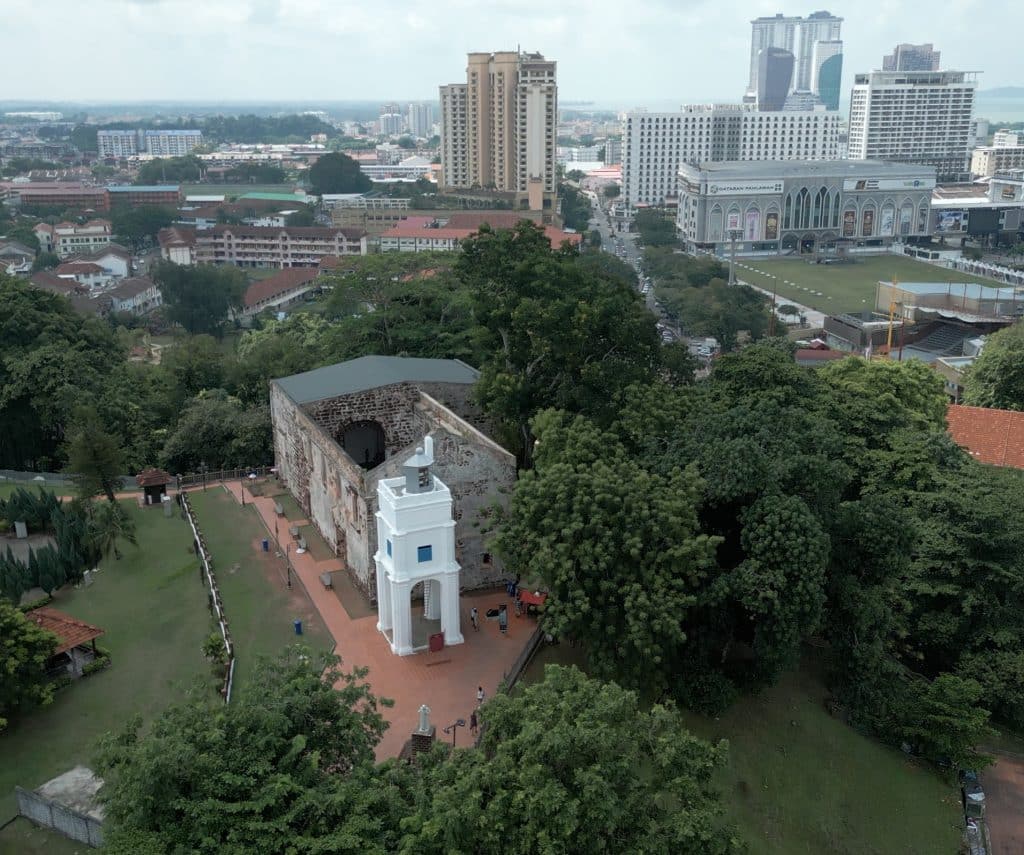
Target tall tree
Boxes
[87,500,138,562]
[0,600,59,731]
[963,323,1024,410]
[62,405,125,502]
[151,261,246,336]
[307,152,371,194]
[496,411,720,695]
[95,647,399,854]
[406,665,741,855]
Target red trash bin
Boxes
[429,632,445,652]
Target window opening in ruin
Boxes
[340,420,386,469]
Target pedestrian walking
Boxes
[470,710,478,736]
[470,606,479,631]
[477,685,485,706]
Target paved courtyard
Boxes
[225,482,533,758]
[983,753,1024,855]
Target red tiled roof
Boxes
[243,267,319,308]
[56,262,105,275]
[380,219,582,248]
[947,404,1024,469]
[30,271,83,295]
[158,226,196,248]
[136,467,171,487]
[445,211,542,229]
[794,348,849,363]
[108,276,156,299]
[208,224,366,240]
[26,607,104,655]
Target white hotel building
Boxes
[622,105,840,211]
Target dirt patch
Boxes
[331,568,376,621]
[983,753,1024,855]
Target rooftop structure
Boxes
[947,404,1024,469]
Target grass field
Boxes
[0,502,210,828]
[736,254,997,315]
[187,489,331,692]
[0,482,63,500]
[521,647,960,855]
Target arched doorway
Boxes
[340,420,386,469]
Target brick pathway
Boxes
[983,753,1024,855]
[223,482,531,759]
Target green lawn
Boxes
[737,254,996,315]
[0,482,64,500]
[187,490,331,693]
[521,648,960,855]
[0,817,86,855]
[0,502,210,827]
[181,184,301,198]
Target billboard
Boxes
[744,210,761,241]
[765,212,779,240]
[726,211,742,231]
[862,208,874,236]
[880,207,895,236]
[705,180,785,196]
[842,209,856,237]
[935,210,965,232]
[898,206,912,235]
[842,176,936,192]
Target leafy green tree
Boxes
[62,405,126,502]
[307,152,371,194]
[159,334,226,406]
[900,675,992,768]
[110,205,176,250]
[633,208,677,246]
[0,275,124,469]
[135,155,203,184]
[407,665,741,855]
[558,182,591,231]
[666,280,770,351]
[160,392,270,473]
[0,599,59,731]
[96,647,402,854]
[284,208,315,227]
[458,222,661,462]
[151,261,246,336]
[496,412,720,695]
[0,547,31,604]
[30,251,61,272]
[963,323,1024,410]
[231,313,333,405]
[587,228,601,248]
[603,183,621,198]
[87,500,138,562]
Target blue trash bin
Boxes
[294,619,303,636]
[261,538,269,552]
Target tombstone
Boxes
[161,495,173,517]
[14,521,28,539]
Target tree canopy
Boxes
[151,261,247,336]
[0,600,58,732]
[307,152,371,195]
[963,323,1024,410]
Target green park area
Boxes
[186,489,331,690]
[0,502,210,835]
[736,254,996,315]
[521,647,960,855]
[180,183,301,199]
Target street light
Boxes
[727,229,743,286]
[200,461,208,492]
[443,718,466,747]
[285,543,292,589]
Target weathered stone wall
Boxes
[271,379,516,602]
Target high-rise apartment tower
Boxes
[747,12,842,109]
[439,50,557,212]
[883,43,941,72]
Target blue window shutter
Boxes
[417,545,432,563]
[386,539,392,557]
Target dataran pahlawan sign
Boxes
[702,181,785,196]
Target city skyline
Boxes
[5,0,1017,103]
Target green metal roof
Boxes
[274,356,479,405]
[238,192,312,203]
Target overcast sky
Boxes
[6,0,1018,105]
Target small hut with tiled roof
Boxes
[136,467,172,503]
[25,607,105,678]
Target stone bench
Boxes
[274,502,284,516]
[289,525,299,539]
[297,537,308,551]
[319,572,333,589]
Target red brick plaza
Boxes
[224,481,531,758]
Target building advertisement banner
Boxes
[880,207,895,236]
[744,210,761,241]
[726,212,742,231]
[935,210,965,232]
[899,206,912,235]
[842,210,856,237]
[765,212,779,240]
[705,180,785,196]
[842,177,936,192]
[862,209,874,236]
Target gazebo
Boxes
[136,467,172,504]
[26,607,105,678]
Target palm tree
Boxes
[88,501,138,562]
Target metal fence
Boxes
[16,786,103,849]
[0,464,275,494]
[180,492,236,704]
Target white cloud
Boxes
[7,0,1020,106]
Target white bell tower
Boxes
[374,436,464,655]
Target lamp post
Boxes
[727,229,743,286]
[443,718,466,747]
[200,461,208,492]
[285,543,292,589]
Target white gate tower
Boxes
[374,436,464,655]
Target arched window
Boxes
[797,188,811,230]
[783,193,793,230]
[831,192,842,228]
[812,187,828,229]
